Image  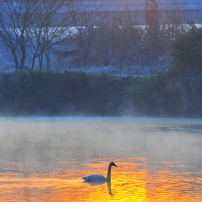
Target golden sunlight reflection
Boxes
[0,117,202,201]
[0,158,202,202]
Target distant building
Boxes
[59,0,202,25]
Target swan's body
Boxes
[83,174,106,181]
[83,162,117,182]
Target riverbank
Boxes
[0,70,201,117]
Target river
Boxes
[0,117,201,201]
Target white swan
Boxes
[83,162,117,182]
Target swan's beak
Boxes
[111,162,118,167]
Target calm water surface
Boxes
[0,117,202,201]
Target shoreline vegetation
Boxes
[0,0,201,117]
[0,68,202,118]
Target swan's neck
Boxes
[107,165,112,181]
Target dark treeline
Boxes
[0,68,202,117]
[0,71,131,116]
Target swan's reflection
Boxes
[107,181,112,195]
[83,180,113,195]
[83,180,106,185]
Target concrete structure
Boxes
[60,0,202,25]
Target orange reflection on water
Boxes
[0,158,202,202]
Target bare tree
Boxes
[67,1,110,67]
[29,0,72,70]
[0,0,71,71]
[0,0,37,70]
[166,0,189,35]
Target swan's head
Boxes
[110,162,117,167]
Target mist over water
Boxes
[0,117,202,201]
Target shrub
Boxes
[0,71,132,116]
[171,27,202,71]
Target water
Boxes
[0,117,202,201]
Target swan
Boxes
[82,162,117,182]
